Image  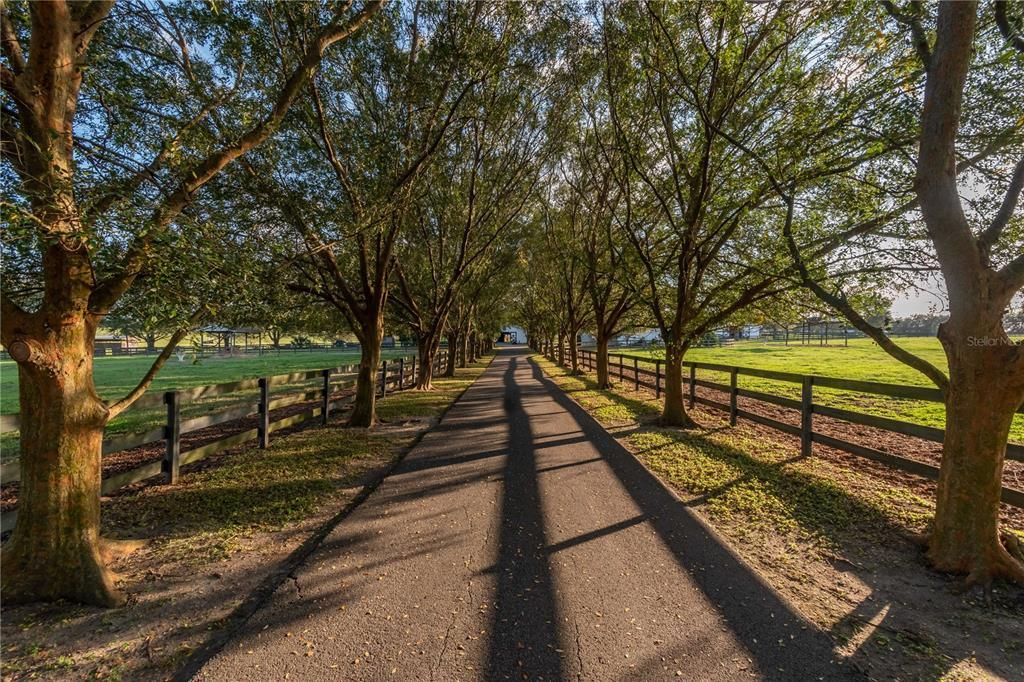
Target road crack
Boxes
[573,616,585,680]
[432,507,474,682]
[287,571,303,598]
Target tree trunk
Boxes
[661,343,695,428]
[557,332,566,367]
[350,313,383,427]
[568,331,580,374]
[459,328,469,369]
[1,316,122,607]
[445,332,459,378]
[416,335,437,390]
[928,319,1024,583]
[145,333,157,352]
[596,331,611,388]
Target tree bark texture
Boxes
[660,343,695,428]
[445,332,459,377]
[1,315,122,606]
[595,331,611,389]
[929,311,1024,583]
[350,313,384,427]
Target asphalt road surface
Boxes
[196,347,860,681]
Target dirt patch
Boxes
[704,387,1024,530]
[614,376,1024,529]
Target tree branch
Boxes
[105,308,205,420]
[781,189,950,391]
[881,0,932,69]
[1,2,25,74]
[980,155,1024,252]
[89,1,383,314]
[995,0,1024,53]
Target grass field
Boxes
[0,349,414,461]
[602,337,1024,442]
[615,337,949,385]
[0,349,413,416]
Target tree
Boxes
[597,2,839,425]
[773,1,1024,584]
[255,2,494,426]
[104,284,186,353]
[0,0,381,606]
[795,2,1024,584]
[391,59,546,388]
[915,3,1024,583]
[540,187,592,373]
[559,117,642,386]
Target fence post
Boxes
[411,354,417,387]
[398,357,405,390]
[381,359,388,397]
[655,360,662,399]
[321,369,331,426]
[634,357,640,391]
[801,377,813,457]
[688,365,696,408]
[163,390,180,484]
[258,377,270,449]
[729,367,738,426]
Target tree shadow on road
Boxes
[534,356,1024,681]
[484,356,564,680]
[528,358,862,680]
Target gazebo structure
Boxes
[198,325,264,354]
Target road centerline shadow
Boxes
[486,355,565,679]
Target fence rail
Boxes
[1,352,446,533]
[552,348,1024,509]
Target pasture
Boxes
[0,348,411,415]
[607,337,1024,443]
[621,337,949,384]
[0,349,414,462]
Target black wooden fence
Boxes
[0,352,447,532]
[551,348,1024,509]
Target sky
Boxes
[890,287,947,317]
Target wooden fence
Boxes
[551,348,1024,509]
[0,352,445,532]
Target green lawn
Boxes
[0,349,414,461]
[0,349,413,415]
[602,337,1024,443]
[613,337,951,385]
